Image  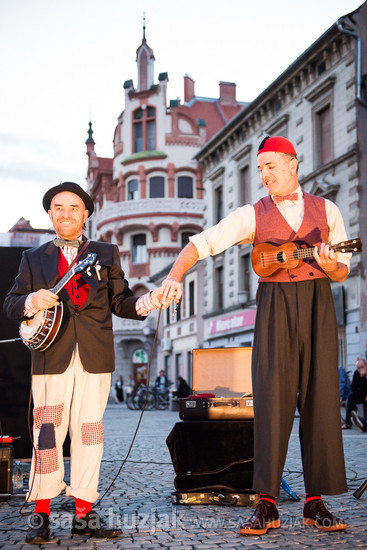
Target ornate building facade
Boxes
[160,2,367,376]
[85,27,245,386]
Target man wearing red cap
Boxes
[160,136,350,535]
[4,182,167,544]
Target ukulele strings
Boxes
[259,246,316,265]
[257,239,358,266]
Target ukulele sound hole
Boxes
[277,251,287,264]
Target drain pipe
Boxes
[337,17,367,108]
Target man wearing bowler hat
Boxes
[160,136,351,535]
[4,182,167,544]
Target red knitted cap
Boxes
[257,136,297,156]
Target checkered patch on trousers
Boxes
[34,447,59,474]
[81,421,104,445]
[33,403,64,430]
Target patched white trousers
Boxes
[28,345,111,503]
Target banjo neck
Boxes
[51,265,79,295]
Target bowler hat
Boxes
[42,182,94,216]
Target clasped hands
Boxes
[150,278,182,310]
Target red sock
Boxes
[75,497,92,519]
[259,493,276,504]
[305,493,322,504]
[35,499,50,516]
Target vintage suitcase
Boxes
[180,395,253,420]
[179,347,254,420]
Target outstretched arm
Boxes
[160,242,199,305]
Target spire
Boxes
[85,120,95,144]
[136,14,155,91]
[85,121,95,157]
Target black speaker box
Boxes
[166,420,254,492]
[0,247,32,459]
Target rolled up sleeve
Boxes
[189,205,256,260]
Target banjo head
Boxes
[20,303,63,350]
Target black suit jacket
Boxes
[3,239,144,375]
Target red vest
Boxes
[58,250,90,308]
[253,192,329,283]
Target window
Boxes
[149,176,165,198]
[177,176,193,198]
[241,253,251,295]
[189,280,195,316]
[133,106,156,153]
[181,231,195,248]
[239,165,250,206]
[215,266,224,310]
[164,354,171,375]
[133,109,143,152]
[316,104,332,167]
[176,300,181,321]
[127,179,139,200]
[175,353,182,381]
[215,186,223,223]
[131,234,148,264]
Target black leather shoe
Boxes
[72,510,121,538]
[239,501,280,535]
[303,499,347,531]
[25,512,50,544]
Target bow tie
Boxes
[54,238,81,248]
[272,193,299,204]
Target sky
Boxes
[0,0,364,232]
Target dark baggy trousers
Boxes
[252,279,347,497]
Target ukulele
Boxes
[19,253,97,351]
[251,239,362,277]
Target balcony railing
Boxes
[95,198,204,227]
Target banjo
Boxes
[20,253,97,351]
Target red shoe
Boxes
[239,501,280,535]
[303,499,347,532]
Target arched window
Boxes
[127,179,139,200]
[132,234,148,264]
[149,176,165,198]
[177,176,193,198]
[133,106,156,153]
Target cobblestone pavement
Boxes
[1,404,366,549]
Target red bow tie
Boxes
[272,193,298,204]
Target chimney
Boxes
[184,74,195,103]
[219,81,236,104]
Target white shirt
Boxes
[190,187,351,269]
